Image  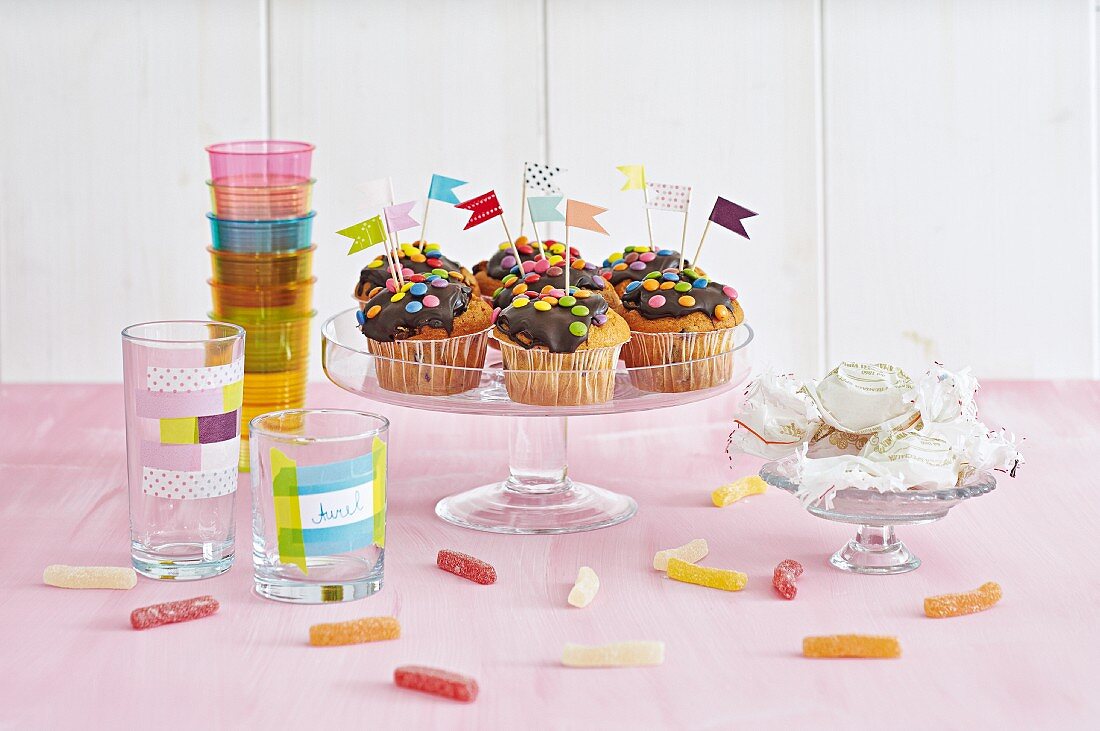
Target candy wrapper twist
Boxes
[729,362,1023,506]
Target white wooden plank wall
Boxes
[0,0,1096,382]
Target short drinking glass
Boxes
[122,320,245,580]
[249,409,388,603]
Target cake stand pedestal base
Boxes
[828,524,921,575]
[433,416,638,534]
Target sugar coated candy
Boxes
[394,665,479,702]
[652,538,708,571]
[561,641,665,668]
[43,564,136,590]
[437,549,497,585]
[924,581,1002,619]
[567,566,600,608]
[309,616,401,646]
[711,475,767,507]
[773,559,804,600]
[130,595,219,630]
[803,635,901,659]
[666,557,747,592]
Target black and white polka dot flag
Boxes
[524,162,564,195]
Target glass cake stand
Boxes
[322,308,754,534]
[759,456,997,574]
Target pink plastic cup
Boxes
[206,140,315,187]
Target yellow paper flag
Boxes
[617,164,646,191]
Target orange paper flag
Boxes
[565,200,609,236]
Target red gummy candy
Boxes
[130,595,220,630]
[437,549,496,585]
[773,560,804,600]
[394,665,479,702]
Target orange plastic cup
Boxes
[209,277,316,321]
[208,245,314,287]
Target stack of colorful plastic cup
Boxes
[205,140,316,470]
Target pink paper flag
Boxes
[645,182,691,212]
[383,201,419,232]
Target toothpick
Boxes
[692,219,712,271]
[641,183,655,248]
[418,198,430,251]
[564,224,571,292]
[527,199,546,259]
[678,196,691,269]
[518,166,528,238]
[499,216,524,276]
[384,221,405,287]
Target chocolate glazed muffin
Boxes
[492,287,630,406]
[490,256,622,312]
[473,237,582,294]
[356,274,492,396]
[601,245,704,296]
[356,242,478,296]
[619,269,744,393]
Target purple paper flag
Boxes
[383,201,420,232]
[708,197,757,239]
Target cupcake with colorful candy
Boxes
[490,254,621,312]
[491,285,630,406]
[618,268,744,393]
[356,272,492,396]
[356,241,478,298]
[601,245,704,296]
[473,237,582,294]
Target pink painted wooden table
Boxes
[1,382,1097,728]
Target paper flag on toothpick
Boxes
[709,197,757,239]
[527,195,565,223]
[358,177,394,208]
[645,182,691,212]
[383,201,419,232]
[566,200,609,236]
[427,174,467,204]
[456,191,504,230]
[337,215,388,254]
[525,162,564,194]
[617,165,646,191]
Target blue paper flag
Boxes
[427,174,468,204]
[527,195,565,223]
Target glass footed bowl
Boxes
[321,308,754,534]
[759,455,997,574]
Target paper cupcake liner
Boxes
[496,340,624,406]
[366,329,490,397]
[621,328,739,393]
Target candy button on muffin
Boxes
[619,269,744,393]
[356,241,478,296]
[473,237,582,294]
[602,245,704,296]
[492,288,629,406]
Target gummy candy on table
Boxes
[437,549,497,585]
[711,476,767,507]
[309,616,401,646]
[43,564,136,590]
[394,666,479,702]
[567,566,600,608]
[924,582,1002,618]
[773,559,804,600]
[802,635,901,659]
[652,538,708,571]
[561,641,665,668]
[666,557,747,592]
[130,596,219,630]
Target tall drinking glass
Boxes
[122,321,245,580]
[249,409,388,603]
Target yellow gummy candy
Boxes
[652,538,708,571]
[567,566,600,608]
[309,616,401,646]
[924,581,1002,618]
[43,565,137,590]
[666,557,747,592]
[803,635,901,659]
[712,475,767,507]
[561,641,664,667]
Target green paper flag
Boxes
[337,215,387,255]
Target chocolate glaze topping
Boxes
[602,246,695,286]
[620,270,737,321]
[495,289,610,354]
[491,262,608,309]
[356,245,467,296]
[358,278,473,342]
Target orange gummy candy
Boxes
[309,616,401,646]
[803,635,901,659]
[667,557,747,592]
[924,581,1002,618]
